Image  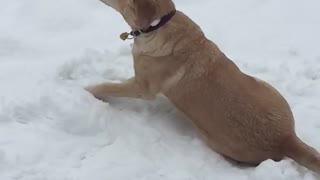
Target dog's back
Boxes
[92,0,320,174]
[159,9,320,173]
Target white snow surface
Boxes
[1,0,320,179]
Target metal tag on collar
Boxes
[120,32,130,41]
[119,29,142,41]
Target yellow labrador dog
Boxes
[86,0,320,173]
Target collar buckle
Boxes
[131,29,143,37]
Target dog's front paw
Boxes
[84,85,108,102]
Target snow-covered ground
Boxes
[1,0,320,179]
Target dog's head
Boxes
[100,0,175,30]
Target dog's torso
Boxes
[132,11,294,163]
[88,1,320,173]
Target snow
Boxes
[0,0,320,179]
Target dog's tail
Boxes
[283,135,320,174]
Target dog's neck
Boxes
[121,10,176,41]
[132,10,176,37]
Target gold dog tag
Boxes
[120,32,129,41]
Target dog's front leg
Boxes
[85,77,156,101]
